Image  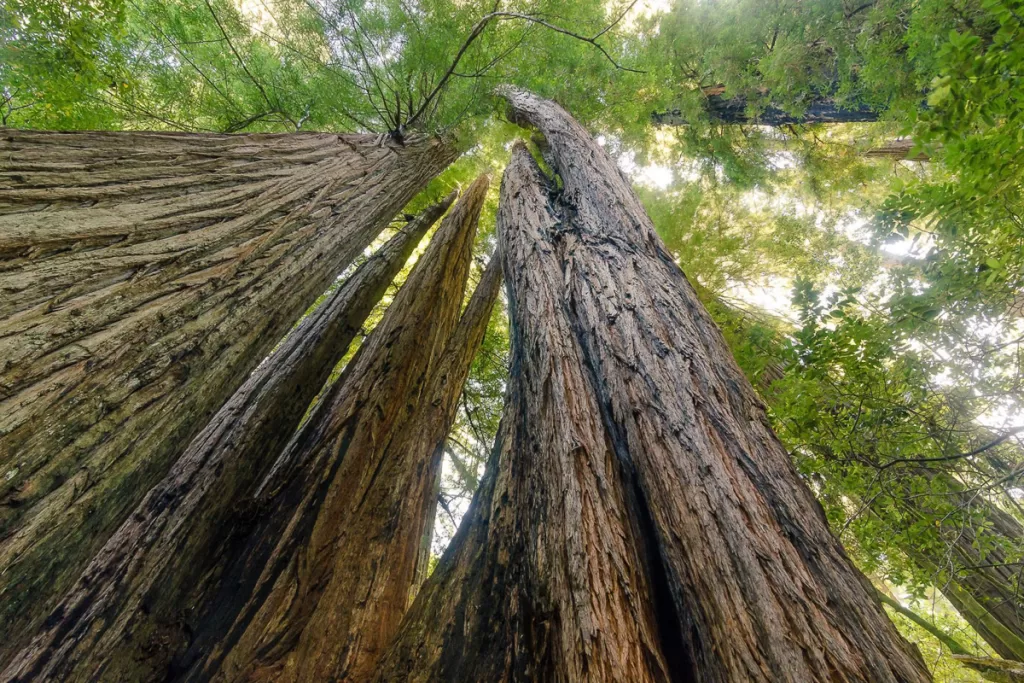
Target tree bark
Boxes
[0,193,455,681]
[0,130,456,646]
[862,139,930,160]
[179,175,493,683]
[376,89,931,682]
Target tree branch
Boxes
[406,9,644,128]
[878,426,1024,471]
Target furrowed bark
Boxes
[407,255,504,602]
[180,176,491,683]
[0,193,455,682]
[506,86,928,681]
[377,89,931,682]
[375,143,676,683]
[0,130,456,648]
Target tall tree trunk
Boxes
[652,93,880,126]
[0,193,455,681]
[742,337,1024,663]
[0,130,456,645]
[180,176,492,683]
[406,256,504,603]
[376,89,931,682]
[862,139,930,160]
[900,474,1024,662]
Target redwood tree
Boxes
[375,89,932,682]
[0,130,456,645]
[177,176,493,683]
[0,193,456,681]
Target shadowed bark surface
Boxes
[0,193,455,682]
[179,176,491,683]
[375,89,931,682]
[0,130,456,649]
[375,145,676,682]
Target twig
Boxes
[878,426,1024,471]
[406,9,644,128]
[204,0,298,128]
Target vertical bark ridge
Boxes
[500,86,930,682]
[374,145,674,683]
[181,175,490,683]
[0,130,456,648]
[0,193,455,682]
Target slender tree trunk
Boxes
[748,344,1024,663]
[862,139,930,160]
[0,193,455,682]
[653,93,880,126]
[0,130,456,646]
[178,176,492,683]
[407,257,504,604]
[376,88,931,682]
[899,474,1024,662]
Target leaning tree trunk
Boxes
[899,473,1024,662]
[0,130,456,646]
[0,193,456,682]
[375,89,931,682]
[652,93,880,126]
[737,323,1024,664]
[177,175,491,683]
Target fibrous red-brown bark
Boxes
[179,176,492,683]
[0,130,456,649]
[0,193,455,682]
[375,89,931,682]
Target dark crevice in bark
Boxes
[179,177,491,682]
[552,167,698,683]
[630,478,700,683]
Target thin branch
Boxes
[878,426,1024,471]
[204,0,298,128]
[593,0,641,40]
[407,9,644,128]
[876,589,970,655]
[129,0,242,115]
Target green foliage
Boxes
[1,0,128,128]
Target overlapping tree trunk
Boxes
[652,92,880,126]
[177,175,492,683]
[722,301,1024,662]
[0,193,455,682]
[0,130,456,646]
[375,89,931,682]
[900,474,1024,662]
